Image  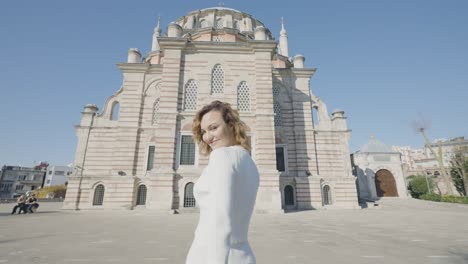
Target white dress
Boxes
[186,145,259,264]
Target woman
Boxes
[186,101,259,264]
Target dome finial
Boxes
[154,15,162,35]
[218,1,225,7]
[156,15,161,31]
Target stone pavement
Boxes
[1,199,467,264]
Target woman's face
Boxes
[200,110,236,151]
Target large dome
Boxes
[172,7,273,40]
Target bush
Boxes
[420,193,441,202]
[34,185,67,199]
[407,175,433,198]
[418,194,468,204]
[440,195,468,204]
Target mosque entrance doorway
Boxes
[375,169,398,197]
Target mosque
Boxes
[62,7,360,212]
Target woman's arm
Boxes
[208,148,237,264]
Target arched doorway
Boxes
[375,169,398,197]
[136,185,147,205]
[284,185,294,206]
[184,182,196,208]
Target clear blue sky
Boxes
[1,0,467,167]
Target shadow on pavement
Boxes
[0,211,61,217]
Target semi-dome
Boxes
[172,6,274,41]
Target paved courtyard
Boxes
[1,199,467,264]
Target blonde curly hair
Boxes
[192,101,250,155]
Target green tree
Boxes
[450,168,466,196]
[450,145,468,196]
[412,118,453,194]
[407,175,434,198]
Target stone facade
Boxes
[352,136,410,202]
[63,7,359,212]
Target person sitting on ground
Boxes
[25,193,39,213]
[11,194,26,214]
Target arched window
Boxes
[273,86,282,127]
[237,81,250,112]
[211,64,224,94]
[111,102,120,121]
[312,105,319,127]
[136,185,147,205]
[146,146,155,171]
[183,80,198,111]
[322,185,332,205]
[233,20,240,30]
[284,185,294,206]
[192,16,197,28]
[200,19,208,28]
[215,18,223,29]
[93,184,105,206]
[184,182,196,207]
[152,98,160,125]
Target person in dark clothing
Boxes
[25,193,39,213]
[11,195,26,214]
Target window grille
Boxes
[211,65,224,94]
[212,35,222,42]
[323,185,332,205]
[136,185,147,205]
[274,101,282,127]
[275,146,286,172]
[93,184,105,206]
[184,182,196,207]
[237,81,250,112]
[284,185,294,205]
[183,80,198,111]
[273,86,282,127]
[180,135,196,165]
[147,146,155,171]
[152,98,160,124]
[215,18,223,29]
